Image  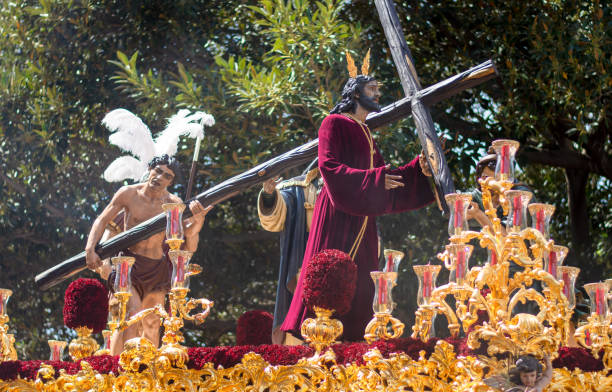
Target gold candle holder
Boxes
[584,282,609,322]
[528,203,555,240]
[444,193,472,237]
[557,266,580,310]
[491,139,520,182]
[0,288,17,361]
[445,244,473,286]
[543,245,569,278]
[504,189,533,232]
[575,281,611,361]
[364,271,405,343]
[168,250,194,289]
[48,339,67,361]
[163,202,186,250]
[94,330,111,356]
[382,249,404,273]
[413,264,441,306]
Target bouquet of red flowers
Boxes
[63,278,108,333]
[236,310,273,346]
[302,249,357,316]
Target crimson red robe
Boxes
[280,114,435,341]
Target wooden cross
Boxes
[373,0,498,211]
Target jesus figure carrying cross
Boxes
[280,52,436,342]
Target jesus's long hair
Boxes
[330,75,376,114]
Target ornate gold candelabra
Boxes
[412,140,576,361]
[0,288,17,361]
[574,281,612,367]
[364,250,405,343]
[107,202,213,369]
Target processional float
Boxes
[1,0,608,389]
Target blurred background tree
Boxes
[0,0,609,358]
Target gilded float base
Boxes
[1,341,611,391]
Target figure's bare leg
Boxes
[110,289,142,356]
[140,291,166,347]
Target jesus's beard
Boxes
[357,94,381,113]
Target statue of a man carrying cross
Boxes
[280,52,436,342]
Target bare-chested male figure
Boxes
[85,155,212,354]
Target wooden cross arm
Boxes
[367,60,498,129]
[34,140,319,290]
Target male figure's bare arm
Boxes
[85,186,132,270]
[184,200,213,252]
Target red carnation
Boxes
[302,249,357,316]
[236,310,273,346]
[63,278,109,333]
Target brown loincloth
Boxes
[108,250,172,300]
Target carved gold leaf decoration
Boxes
[1,345,611,391]
[361,48,371,76]
[345,50,357,78]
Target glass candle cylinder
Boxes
[584,282,609,321]
[491,139,520,182]
[413,264,441,306]
[0,289,12,317]
[444,193,472,237]
[505,190,533,232]
[383,249,404,273]
[371,271,397,314]
[111,256,135,293]
[168,250,193,289]
[487,248,499,266]
[528,203,555,239]
[101,330,111,352]
[557,266,580,309]
[447,244,473,285]
[543,245,568,278]
[48,340,67,361]
[162,202,186,241]
[108,301,120,329]
[605,279,612,316]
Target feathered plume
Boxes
[103,156,149,183]
[154,110,215,157]
[101,108,215,183]
[102,109,156,162]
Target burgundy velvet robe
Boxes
[280,114,435,341]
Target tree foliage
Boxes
[0,0,609,359]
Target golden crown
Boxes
[345,49,371,78]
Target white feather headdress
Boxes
[102,108,215,183]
